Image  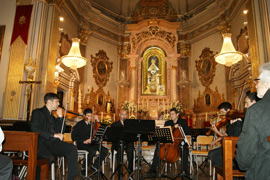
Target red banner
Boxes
[10,5,33,45]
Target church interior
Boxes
[0,0,270,179]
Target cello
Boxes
[157,126,183,163]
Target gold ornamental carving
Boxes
[131,26,176,50]
[90,50,113,88]
[195,48,217,87]
[193,86,225,113]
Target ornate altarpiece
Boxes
[125,19,180,119]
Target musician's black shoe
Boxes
[145,169,156,175]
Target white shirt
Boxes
[0,127,4,152]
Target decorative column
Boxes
[170,56,178,101]
[128,54,138,103]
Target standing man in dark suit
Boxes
[147,108,191,176]
[236,63,270,179]
[111,109,135,173]
[30,93,78,180]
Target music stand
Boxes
[173,126,192,180]
[145,126,174,180]
[124,119,155,180]
[85,124,108,180]
[105,126,131,180]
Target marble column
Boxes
[128,55,138,103]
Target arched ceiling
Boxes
[89,0,216,22]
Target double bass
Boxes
[157,126,183,163]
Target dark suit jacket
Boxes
[236,90,270,179]
[164,118,191,135]
[30,106,63,150]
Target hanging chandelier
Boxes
[61,38,87,69]
[214,33,243,67]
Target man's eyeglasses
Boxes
[254,78,260,85]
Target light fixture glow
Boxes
[60,38,87,69]
[59,17,64,21]
[214,33,243,67]
[243,10,248,14]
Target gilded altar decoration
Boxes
[90,50,113,88]
[195,48,217,87]
[170,101,183,115]
[24,57,37,80]
[142,47,166,95]
[131,26,176,50]
[101,114,113,125]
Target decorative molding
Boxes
[195,47,217,87]
[237,26,249,54]
[131,26,176,50]
[90,50,113,88]
[193,86,225,113]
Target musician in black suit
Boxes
[71,108,108,176]
[147,108,191,176]
[111,109,135,172]
[30,93,78,180]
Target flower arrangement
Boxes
[170,101,184,115]
[122,101,136,112]
[101,115,113,125]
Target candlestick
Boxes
[101,112,103,120]
[113,113,115,122]
[205,112,208,121]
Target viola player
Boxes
[71,108,108,176]
[30,93,78,180]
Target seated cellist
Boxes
[146,108,191,176]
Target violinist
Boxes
[208,102,244,169]
[30,93,78,180]
[146,108,191,176]
[71,108,108,176]
[111,109,135,173]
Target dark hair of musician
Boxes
[44,93,59,104]
[217,102,232,111]
[246,91,260,102]
[170,108,178,114]
[83,108,92,115]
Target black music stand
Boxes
[124,119,155,180]
[85,124,108,180]
[105,126,131,180]
[173,126,192,180]
[145,126,174,180]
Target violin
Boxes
[157,126,183,163]
[206,110,245,135]
[52,108,82,119]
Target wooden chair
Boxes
[3,131,49,180]
[215,136,245,180]
[192,135,214,175]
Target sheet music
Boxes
[178,126,190,147]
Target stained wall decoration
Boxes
[90,50,113,88]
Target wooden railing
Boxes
[3,131,49,180]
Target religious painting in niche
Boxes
[97,94,103,106]
[90,50,113,88]
[237,26,249,54]
[205,94,211,106]
[142,47,166,95]
[195,48,217,87]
